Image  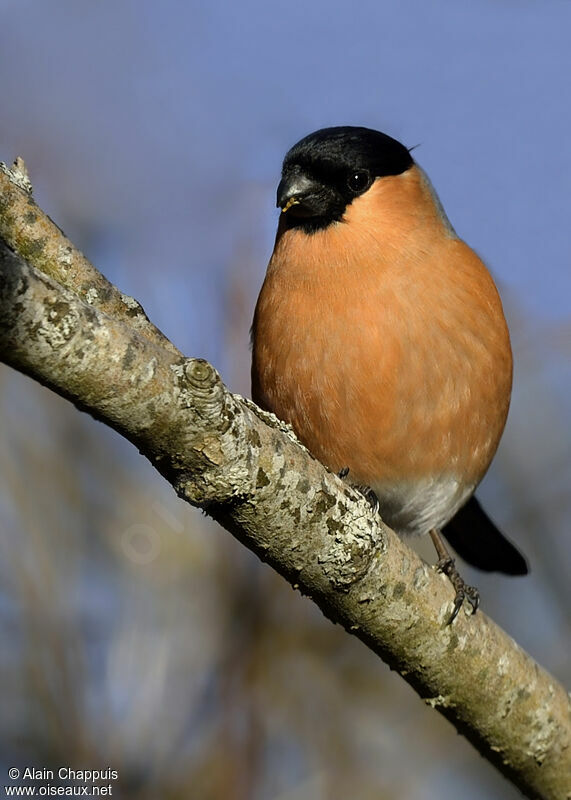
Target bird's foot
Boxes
[354,484,380,514]
[435,556,480,624]
[337,468,379,514]
[430,529,479,624]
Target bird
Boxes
[251,126,528,622]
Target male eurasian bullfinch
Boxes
[251,126,527,621]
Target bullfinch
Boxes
[251,126,527,621]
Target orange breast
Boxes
[251,166,512,533]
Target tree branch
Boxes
[0,160,177,354]
[0,161,569,800]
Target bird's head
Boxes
[277,126,414,234]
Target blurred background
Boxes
[1,2,569,798]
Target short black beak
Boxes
[276,173,320,213]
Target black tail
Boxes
[442,496,528,575]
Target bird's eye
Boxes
[347,170,371,193]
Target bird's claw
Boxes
[337,468,380,514]
[436,556,480,624]
[355,484,380,514]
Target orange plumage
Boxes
[251,127,526,590]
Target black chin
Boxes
[281,193,346,233]
[282,211,342,233]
